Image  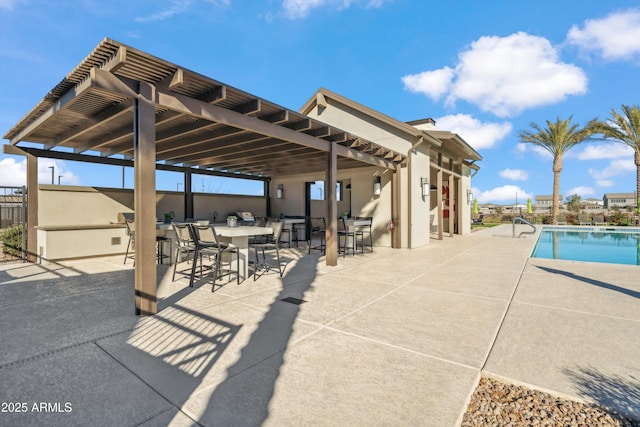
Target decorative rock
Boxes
[462,378,640,427]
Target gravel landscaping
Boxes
[462,377,640,426]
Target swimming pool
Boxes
[531,227,640,266]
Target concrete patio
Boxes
[0,224,638,426]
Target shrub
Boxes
[1,225,23,257]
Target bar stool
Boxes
[308,217,326,254]
[123,219,172,265]
[188,224,240,290]
[337,217,359,257]
[355,216,373,252]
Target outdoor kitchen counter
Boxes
[35,223,128,262]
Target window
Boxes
[309,180,343,201]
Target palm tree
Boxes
[590,105,640,220]
[519,116,597,224]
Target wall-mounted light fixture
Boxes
[420,177,430,197]
[467,189,473,204]
[373,176,381,195]
[276,184,284,199]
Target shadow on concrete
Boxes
[194,251,320,425]
[564,365,640,422]
[536,266,640,300]
[0,259,87,287]
[0,259,244,425]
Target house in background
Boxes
[534,195,563,213]
[603,193,637,209]
[581,198,606,214]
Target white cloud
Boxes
[516,142,553,160]
[473,185,532,203]
[0,158,25,186]
[401,67,454,101]
[567,9,640,61]
[588,159,635,187]
[596,180,615,188]
[0,0,19,11]
[435,114,512,150]
[566,186,595,197]
[0,158,80,187]
[136,0,191,23]
[135,0,229,23]
[499,168,528,181]
[576,143,634,160]
[282,0,388,19]
[403,32,587,118]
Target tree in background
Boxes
[519,116,597,224]
[591,105,640,221]
[565,194,582,213]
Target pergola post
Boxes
[325,142,338,266]
[26,153,38,262]
[133,81,157,316]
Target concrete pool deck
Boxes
[0,224,638,426]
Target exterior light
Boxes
[467,189,473,204]
[276,184,284,199]
[373,176,381,196]
[420,177,429,197]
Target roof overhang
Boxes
[423,130,482,163]
[4,38,406,177]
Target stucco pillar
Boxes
[437,170,443,240]
[391,168,401,248]
[133,82,157,316]
[26,153,38,262]
[449,174,455,237]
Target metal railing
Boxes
[512,216,536,238]
[0,186,27,262]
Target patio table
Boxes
[283,218,307,246]
[215,225,273,281]
[342,218,370,255]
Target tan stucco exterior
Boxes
[300,89,480,248]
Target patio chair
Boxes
[188,224,240,290]
[355,216,373,252]
[338,217,361,257]
[171,222,196,282]
[269,217,291,248]
[593,215,606,226]
[471,214,484,225]
[308,217,326,254]
[556,214,567,225]
[579,214,591,226]
[123,218,171,265]
[251,221,284,279]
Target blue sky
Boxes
[1,0,639,203]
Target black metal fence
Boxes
[0,186,27,262]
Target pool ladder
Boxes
[512,217,537,238]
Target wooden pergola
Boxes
[3,38,406,315]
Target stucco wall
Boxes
[306,99,414,154]
[271,167,393,247]
[408,144,432,247]
[36,185,267,260]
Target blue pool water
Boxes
[532,227,640,266]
